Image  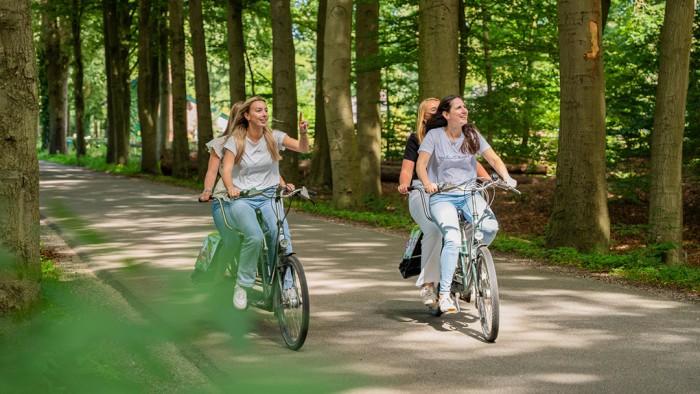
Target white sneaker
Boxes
[420,286,437,306]
[439,296,457,314]
[284,287,299,308]
[233,285,248,310]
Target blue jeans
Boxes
[225,193,293,288]
[212,199,240,275]
[429,192,498,296]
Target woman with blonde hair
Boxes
[398,98,487,307]
[215,96,309,309]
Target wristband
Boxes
[202,188,212,193]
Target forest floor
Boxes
[383,174,700,266]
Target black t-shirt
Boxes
[402,133,420,181]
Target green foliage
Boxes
[493,235,700,292]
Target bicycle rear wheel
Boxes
[273,255,309,350]
[474,247,499,342]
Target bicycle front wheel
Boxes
[474,247,499,342]
[273,255,310,350]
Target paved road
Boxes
[39,162,700,393]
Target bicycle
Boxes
[409,175,519,342]
[213,185,315,350]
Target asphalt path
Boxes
[39,161,700,393]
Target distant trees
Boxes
[169,0,190,179]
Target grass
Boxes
[38,149,700,296]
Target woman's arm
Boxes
[397,160,415,194]
[481,148,516,187]
[281,112,310,153]
[416,151,437,193]
[476,161,489,180]
[198,150,221,201]
[221,149,240,197]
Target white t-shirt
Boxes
[418,127,491,187]
[205,136,226,176]
[220,130,287,192]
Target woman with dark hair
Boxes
[415,95,516,313]
[398,98,488,306]
[216,96,309,310]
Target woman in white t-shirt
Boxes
[218,96,309,310]
[416,95,516,314]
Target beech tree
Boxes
[356,0,382,197]
[547,0,610,252]
[649,0,695,265]
[0,0,41,312]
[138,0,160,174]
[189,0,214,181]
[418,0,459,99]
[42,1,69,155]
[271,0,300,183]
[71,0,86,157]
[308,0,332,189]
[169,0,190,179]
[226,0,246,104]
[324,0,361,208]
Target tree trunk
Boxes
[157,0,170,159]
[547,0,610,252]
[226,0,246,104]
[189,0,215,182]
[43,6,69,155]
[308,0,332,189]
[271,0,300,183]
[169,0,190,179]
[418,0,459,100]
[103,0,116,163]
[356,0,382,197]
[138,0,160,174]
[103,0,131,165]
[481,2,494,141]
[649,0,694,265]
[0,0,41,312]
[71,0,86,157]
[458,0,469,96]
[324,0,361,208]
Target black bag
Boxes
[399,226,422,279]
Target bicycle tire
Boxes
[273,255,310,350]
[474,247,499,342]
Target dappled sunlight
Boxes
[532,373,601,384]
[36,162,700,393]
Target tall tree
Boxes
[308,0,332,189]
[0,0,41,311]
[138,0,161,174]
[271,0,300,183]
[480,1,494,140]
[649,0,695,265]
[324,0,361,208]
[71,0,86,157]
[418,0,459,100]
[42,2,69,155]
[156,0,170,160]
[226,0,246,104]
[356,0,382,197]
[169,0,190,179]
[103,0,131,165]
[457,0,469,96]
[189,0,214,181]
[547,0,610,252]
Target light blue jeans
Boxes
[429,192,498,296]
[225,191,293,288]
[212,199,240,276]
